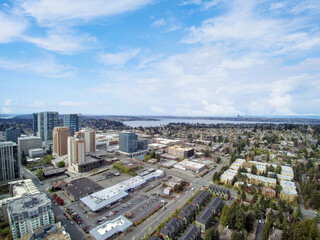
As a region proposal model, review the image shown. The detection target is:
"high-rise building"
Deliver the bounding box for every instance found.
[75,130,96,153]
[67,137,86,167]
[64,114,82,137]
[7,193,55,239]
[17,137,42,159]
[0,142,19,183]
[5,128,21,144]
[119,131,138,153]
[33,113,38,136]
[37,112,59,141]
[138,139,148,151]
[53,127,71,156]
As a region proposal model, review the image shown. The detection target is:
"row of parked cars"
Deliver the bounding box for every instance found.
[66,208,83,224]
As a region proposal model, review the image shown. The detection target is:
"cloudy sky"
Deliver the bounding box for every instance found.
[0,0,320,116]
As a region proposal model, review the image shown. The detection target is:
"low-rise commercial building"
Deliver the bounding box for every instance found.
[168,145,194,158]
[81,170,164,212]
[174,160,206,173]
[64,178,103,201]
[43,168,65,178]
[90,215,133,240]
[28,148,44,158]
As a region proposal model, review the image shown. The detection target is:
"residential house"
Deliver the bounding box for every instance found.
[191,191,211,210]
[177,204,197,224]
[159,217,184,240]
[206,197,224,214]
[178,225,201,240]
[195,208,214,233]
[209,185,230,200]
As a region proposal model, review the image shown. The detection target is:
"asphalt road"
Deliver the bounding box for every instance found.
[255,222,264,240]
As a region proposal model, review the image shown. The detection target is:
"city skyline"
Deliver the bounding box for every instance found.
[1,0,320,116]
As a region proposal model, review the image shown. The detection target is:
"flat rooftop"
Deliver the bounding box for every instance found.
[81,170,164,211]
[64,178,103,198]
[0,179,39,206]
[7,192,50,215]
[90,215,133,240]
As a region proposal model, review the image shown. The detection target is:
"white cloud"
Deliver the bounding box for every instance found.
[4,99,11,106]
[23,30,96,54]
[2,99,12,114]
[58,101,88,107]
[182,1,320,56]
[152,18,166,27]
[82,1,320,116]
[151,17,181,33]
[269,2,287,10]
[99,49,140,66]
[0,57,75,79]
[0,11,27,43]
[180,0,201,6]
[19,0,153,27]
[151,106,165,113]
[25,101,46,107]
[173,100,242,116]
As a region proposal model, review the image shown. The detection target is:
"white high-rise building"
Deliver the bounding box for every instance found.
[67,137,86,172]
[75,130,96,153]
[7,193,55,239]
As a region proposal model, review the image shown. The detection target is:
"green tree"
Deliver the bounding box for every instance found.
[245,212,255,232]
[57,161,65,168]
[313,210,320,223]
[309,221,320,240]
[217,157,221,164]
[293,205,302,221]
[310,190,320,210]
[220,204,229,227]
[262,221,271,240]
[231,231,244,240]
[293,223,307,240]
[234,209,245,231]
[37,169,43,178]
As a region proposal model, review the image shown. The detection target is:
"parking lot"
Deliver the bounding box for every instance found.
[57,174,173,234]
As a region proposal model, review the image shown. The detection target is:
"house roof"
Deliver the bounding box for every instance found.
[178,225,200,240]
[196,207,213,225]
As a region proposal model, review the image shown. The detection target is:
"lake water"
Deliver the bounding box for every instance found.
[122,118,282,127]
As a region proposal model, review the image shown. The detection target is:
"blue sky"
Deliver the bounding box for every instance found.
[1,0,320,116]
